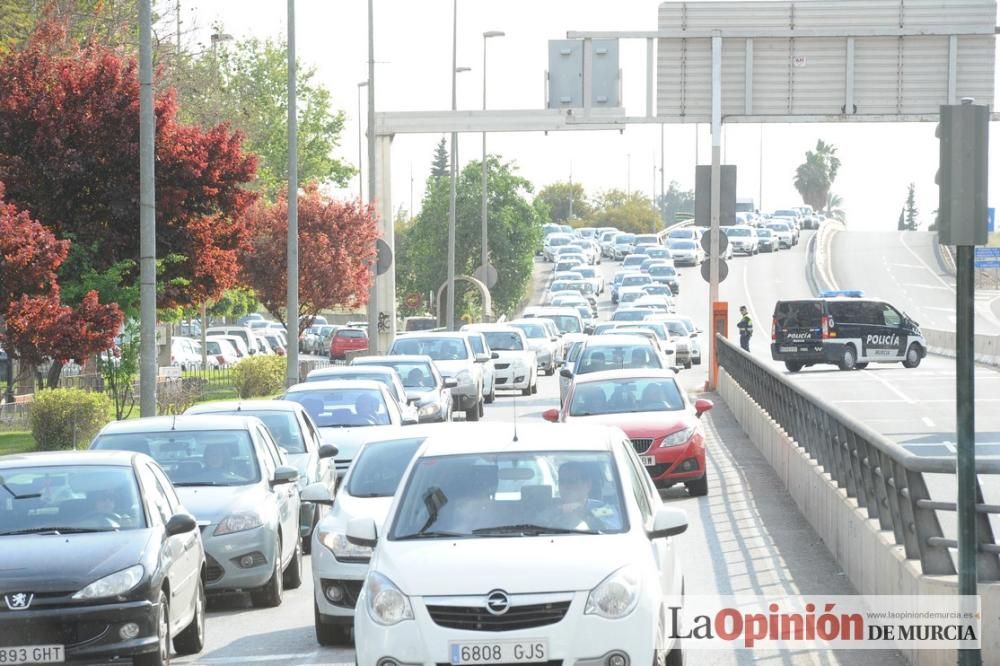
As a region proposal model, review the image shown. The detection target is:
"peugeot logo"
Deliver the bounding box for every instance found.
[485,589,510,616]
[4,592,33,611]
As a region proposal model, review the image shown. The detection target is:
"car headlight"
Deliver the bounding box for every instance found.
[213,512,263,536]
[418,402,441,417]
[455,369,473,385]
[585,565,640,619]
[364,571,413,626]
[661,426,696,447]
[319,530,373,562]
[72,565,144,600]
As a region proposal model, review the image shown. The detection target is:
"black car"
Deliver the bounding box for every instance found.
[0,451,205,665]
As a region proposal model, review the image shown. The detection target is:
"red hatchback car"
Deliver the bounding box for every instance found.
[329,326,368,360]
[543,368,713,496]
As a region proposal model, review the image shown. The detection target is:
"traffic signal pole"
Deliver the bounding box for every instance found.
[707,33,722,390]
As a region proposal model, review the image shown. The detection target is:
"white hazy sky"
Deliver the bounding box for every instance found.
[181,0,1000,231]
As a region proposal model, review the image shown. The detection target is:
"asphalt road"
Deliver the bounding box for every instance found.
[173,247,904,666]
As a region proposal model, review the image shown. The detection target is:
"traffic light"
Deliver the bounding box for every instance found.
[936,102,989,246]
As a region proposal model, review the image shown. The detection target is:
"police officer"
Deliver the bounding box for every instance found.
[737,305,753,352]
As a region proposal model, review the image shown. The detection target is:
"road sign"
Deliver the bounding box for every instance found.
[375,239,393,276]
[989,207,996,233]
[975,260,1000,268]
[701,258,728,283]
[700,228,729,254]
[473,263,498,288]
[975,247,1000,258]
[404,292,422,309]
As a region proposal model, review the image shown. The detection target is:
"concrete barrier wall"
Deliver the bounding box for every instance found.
[922,327,1000,367]
[719,368,1000,665]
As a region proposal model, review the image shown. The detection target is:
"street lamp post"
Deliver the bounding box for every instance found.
[357,81,368,202]
[480,30,504,299]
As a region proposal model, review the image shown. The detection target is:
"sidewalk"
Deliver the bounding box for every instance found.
[671,393,906,665]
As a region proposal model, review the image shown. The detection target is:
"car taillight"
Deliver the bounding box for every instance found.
[821,315,832,338]
[771,317,777,341]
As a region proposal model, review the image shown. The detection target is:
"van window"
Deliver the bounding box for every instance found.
[882,305,902,327]
[774,301,823,328]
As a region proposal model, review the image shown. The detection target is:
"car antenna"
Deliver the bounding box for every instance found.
[171,414,176,431]
[512,394,519,442]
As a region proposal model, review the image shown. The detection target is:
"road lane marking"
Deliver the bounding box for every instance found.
[858,369,915,403]
[891,263,925,269]
[901,283,950,290]
[922,417,936,427]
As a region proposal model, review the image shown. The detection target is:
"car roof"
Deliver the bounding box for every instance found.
[416,422,619,457]
[97,414,260,434]
[573,368,679,384]
[523,307,582,316]
[0,449,140,468]
[286,379,387,393]
[354,354,434,364]
[393,332,467,341]
[309,366,395,377]
[186,399,305,414]
[462,324,522,333]
[584,334,652,346]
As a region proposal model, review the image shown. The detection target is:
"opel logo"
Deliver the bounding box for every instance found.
[485,589,510,616]
[4,592,33,611]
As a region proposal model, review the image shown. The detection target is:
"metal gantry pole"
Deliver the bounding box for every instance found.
[365,0,379,349]
[357,82,366,202]
[138,0,157,416]
[446,0,459,331]
[285,0,300,387]
[707,33,722,390]
[481,36,489,291]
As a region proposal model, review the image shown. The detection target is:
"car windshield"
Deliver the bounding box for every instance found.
[670,240,696,249]
[622,275,651,286]
[570,377,685,416]
[346,437,427,498]
[0,464,146,534]
[512,323,546,339]
[768,223,790,232]
[576,344,662,373]
[576,267,596,278]
[649,265,677,277]
[545,315,582,334]
[727,228,751,236]
[358,360,436,389]
[483,331,523,351]
[619,323,668,340]
[612,310,649,322]
[643,286,671,295]
[390,451,627,538]
[192,410,306,454]
[757,228,773,237]
[285,388,391,427]
[307,371,398,401]
[391,337,469,360]
[91,431,261,487]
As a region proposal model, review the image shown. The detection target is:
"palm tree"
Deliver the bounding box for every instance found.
[825,192,845,222]
[794,140,841,213]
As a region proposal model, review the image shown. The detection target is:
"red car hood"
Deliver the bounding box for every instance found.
[566,411,695,438]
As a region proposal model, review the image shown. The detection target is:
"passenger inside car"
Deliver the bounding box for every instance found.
[545,461,621,531]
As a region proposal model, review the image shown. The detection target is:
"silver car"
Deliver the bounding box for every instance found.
[184,401,338,552]
[508,318,561,375]
[90,415,306,608]
[305,365,419,422]
[388,333,488,422]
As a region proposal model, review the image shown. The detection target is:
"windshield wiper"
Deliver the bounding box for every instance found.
[350,492,389,498]
[1,484,40,500]
[472,523,600,536]
[172,481,230,487]
[0,526,114,536]
[395,529,469,540]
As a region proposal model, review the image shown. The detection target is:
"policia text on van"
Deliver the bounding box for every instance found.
[770,294,926,373]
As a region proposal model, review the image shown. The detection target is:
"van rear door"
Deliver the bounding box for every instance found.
[773,300,824,350]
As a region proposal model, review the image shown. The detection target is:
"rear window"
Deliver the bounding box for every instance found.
[339,329,366,339]
[774,301,824,328]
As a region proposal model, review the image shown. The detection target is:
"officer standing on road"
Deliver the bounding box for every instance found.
[737,305,753,352]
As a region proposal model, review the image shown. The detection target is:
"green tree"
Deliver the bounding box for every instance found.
[208,287,260,322]
[534,181,592,225]
[904,182,918,230]
[431,137,449,178]
[174,35,353,198]
[897,208,906,231]
[794,140,841,213]
[825,192,846,222]
[655,181,695,226]
[396,156,542,317]
[591,189,660,234]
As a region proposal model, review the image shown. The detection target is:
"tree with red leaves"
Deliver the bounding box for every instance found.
[0,184,122,387]
[0,22,258,312]
[240,183,379,334]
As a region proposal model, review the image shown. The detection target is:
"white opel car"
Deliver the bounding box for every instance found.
[348,422,688,666]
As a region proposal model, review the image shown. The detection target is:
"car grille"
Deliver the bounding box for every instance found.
[437,662,562,666]
[494,363,511,370]
[0,618,110,648]
[631,438,654,454]
[206,553,224,583]
[426,601,570,632]
[645,463,671,477]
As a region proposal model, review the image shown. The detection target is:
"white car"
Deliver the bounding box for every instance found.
[722,225,759,255]
[349,422,688,666]
[666,316,703,366]
[666,239,704,266]
[461,324,538,396]
[543,233,574,262]
[304,426,445,645]
[508,318,561,376]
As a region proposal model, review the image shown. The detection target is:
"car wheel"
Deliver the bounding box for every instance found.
[683,360,692,370]
[664,642,684,666]
[784,361,804,373]
[685,472,708,497]
[173,579,205,656]
[530,375,538,394]
[135,590,170,666]
[838,345,857,371]
[315,602,352,646]
[465,401,481,422]
[250,539,284,608]
[854,362,869,370]
[283,537,303,589]
[302,506,320,555]
[478,399,485,417]
[484,384,495,404]
[902,344,923,368]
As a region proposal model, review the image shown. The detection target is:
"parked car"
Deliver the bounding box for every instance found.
[544,369,713,495]
[205,336,241,367]
[0,450,207,664]
[349,422,688,666]
[171,336,203,370]
[330,327,369,361]
[184,400,338,552]
[207,326,265,356]
[90,415,306,608]
[351,355,456,423]
[388,333,488,422]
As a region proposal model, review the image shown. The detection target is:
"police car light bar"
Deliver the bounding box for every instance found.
[820,290,864,298]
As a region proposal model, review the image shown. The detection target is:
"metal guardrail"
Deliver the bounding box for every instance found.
[716,334,1000,580]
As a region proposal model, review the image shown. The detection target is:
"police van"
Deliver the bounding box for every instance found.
[770,291,926,372]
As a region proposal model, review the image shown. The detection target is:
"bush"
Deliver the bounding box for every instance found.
[232,356,287,398]
[30,388,111,451]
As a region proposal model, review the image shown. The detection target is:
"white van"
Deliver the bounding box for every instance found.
[207,326,265,355]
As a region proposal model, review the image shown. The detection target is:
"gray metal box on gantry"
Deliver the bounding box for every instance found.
[695,165,737,227]
[547,39,620,109]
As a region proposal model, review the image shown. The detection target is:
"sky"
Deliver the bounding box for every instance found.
[179,0,1000,232]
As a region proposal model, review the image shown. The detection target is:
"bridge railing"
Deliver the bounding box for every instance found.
[717,334,1000,580]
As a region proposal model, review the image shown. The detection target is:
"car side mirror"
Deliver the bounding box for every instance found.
[300,482,334,505]
[443,377,458,388]
[318,443,338,459]
[491,351,500,360]
[542,408,560,423]
[346,517,378,548]
[649,506,688,539]
[272,465,299,486]
[165,513,197,537]
[402,413,419,425]
[560,367,574,379]
[475,354,490,363]
[694,398,714,417]
[551,336,560,342]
